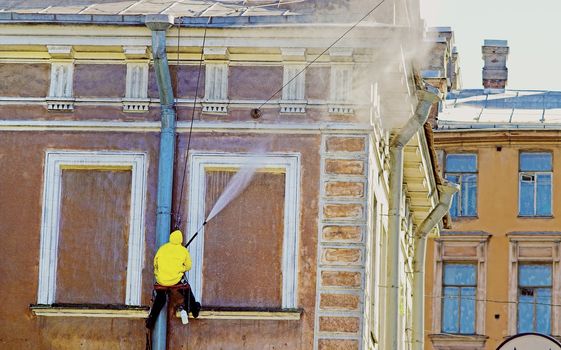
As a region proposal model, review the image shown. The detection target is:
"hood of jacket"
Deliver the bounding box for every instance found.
[169,230,183,245]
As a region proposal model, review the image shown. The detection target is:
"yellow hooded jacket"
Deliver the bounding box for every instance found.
[154,230,192,286]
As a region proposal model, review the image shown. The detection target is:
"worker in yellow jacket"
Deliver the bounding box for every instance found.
[146,230,201,329]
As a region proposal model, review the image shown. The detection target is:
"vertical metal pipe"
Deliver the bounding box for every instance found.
[411,182,458,350]
[145,14,175,350]
[386,88,438,350]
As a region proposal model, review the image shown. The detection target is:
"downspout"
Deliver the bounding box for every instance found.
[386,88,438,350]
[411,181,458,350]
[145,14,175,350]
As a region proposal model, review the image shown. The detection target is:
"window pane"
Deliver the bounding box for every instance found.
[442,287,459,333]
[444,264,477,286]
[536,173,552,216]
[446,174,460,217]
[519,177,535,216]
[518,293,534,333]
[519,265,552,287]
[520,152,552,172]
[462,174,477,216]
[446,154,477,172]
[536,288,551,334]
[460,287,476,334]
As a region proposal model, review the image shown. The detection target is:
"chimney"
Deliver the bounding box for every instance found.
[482,39,509,92]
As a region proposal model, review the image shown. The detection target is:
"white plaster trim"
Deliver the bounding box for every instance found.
[37,151,147,306]
[30,305,149,318]
[175,309,302,320]
[507,236,561,336]
[186,152,301,309]
[432,235,489,335]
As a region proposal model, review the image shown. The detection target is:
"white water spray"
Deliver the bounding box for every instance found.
[205,161,260,222]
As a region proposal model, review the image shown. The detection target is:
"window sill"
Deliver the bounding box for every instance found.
[30,304,149,318]
[517,215,554,219]
[175,307,302,320]
[450,215,478,220]
[429,333,487,349]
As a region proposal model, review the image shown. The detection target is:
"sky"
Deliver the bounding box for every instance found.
[420,0,561,91]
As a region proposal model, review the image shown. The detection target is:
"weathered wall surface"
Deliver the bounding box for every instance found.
[168,132,321,349]
[0,130,322,349]
[0,131,160,349]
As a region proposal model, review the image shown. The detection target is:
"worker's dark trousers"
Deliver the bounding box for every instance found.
[146,286,197,329]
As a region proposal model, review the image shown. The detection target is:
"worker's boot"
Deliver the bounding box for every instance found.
[191,302,201,319]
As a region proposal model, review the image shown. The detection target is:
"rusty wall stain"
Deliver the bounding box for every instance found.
[202,171,285,308]
[56,169,132,304]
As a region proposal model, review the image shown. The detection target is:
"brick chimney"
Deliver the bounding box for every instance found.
[482,39,509,92]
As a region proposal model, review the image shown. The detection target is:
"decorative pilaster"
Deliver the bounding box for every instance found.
[315,134,368,350]
[47,45,74,111]
[123,46,149,112]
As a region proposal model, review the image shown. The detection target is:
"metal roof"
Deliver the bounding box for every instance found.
[438,89,561,130]
[0,0,308,17]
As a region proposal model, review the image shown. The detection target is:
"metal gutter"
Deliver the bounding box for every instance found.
[411,181,458,350]
[0,11,413,28]
[145,13,175,350]
[386,87,438,350]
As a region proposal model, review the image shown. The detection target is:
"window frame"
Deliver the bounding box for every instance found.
[444,153,478,218]
[441,263,478,335]
[517,263,552,334]
[37,150,148,306]
[518,151,553,217]
[431,233,489,337]
[186,152,301,309]
[507,233,561,336]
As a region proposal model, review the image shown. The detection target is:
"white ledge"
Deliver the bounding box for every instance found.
[30,304,149,318]
[175,308,302,320]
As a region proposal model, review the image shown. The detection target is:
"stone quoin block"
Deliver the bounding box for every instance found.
[321,271,362,288]
[323,203,363,219]
[324,159,364,175]
[325,181,364,197]
[320,293,360,310]
[322,225,362,242]
[319,316,360,333]
[318,339,359,350]
[322,248,362,264]
[325,136,365,153]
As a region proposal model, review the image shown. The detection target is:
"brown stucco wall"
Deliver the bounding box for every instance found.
[168,132,321,349]
[0,63,50,97]
[74,64,126,98]
[148,65,206,99]
[0,129,321,349]
[229,66,283,100]
[0,131,159,349]
[425,131,561,350]
[203,171,285,308]
[306,67,330,100]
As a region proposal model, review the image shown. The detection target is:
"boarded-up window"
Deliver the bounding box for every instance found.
[201,170,285,308]
[56,169,132,304]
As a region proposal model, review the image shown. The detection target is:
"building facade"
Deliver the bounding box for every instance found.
[0,1,447,349]
[425,39,561,349]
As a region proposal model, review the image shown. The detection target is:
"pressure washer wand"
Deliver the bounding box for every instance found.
[185,221,207,247]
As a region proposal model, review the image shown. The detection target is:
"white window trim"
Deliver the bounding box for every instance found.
[432,233,489,336]
[507,233,561,336]
[37,150,148,306]
[186,152,301,308]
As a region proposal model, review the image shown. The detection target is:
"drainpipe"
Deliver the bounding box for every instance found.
[411,181,458,350]
[145,14,175,350]
[386,88,438,350]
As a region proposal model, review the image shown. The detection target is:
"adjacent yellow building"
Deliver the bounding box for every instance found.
[425,39,561,349]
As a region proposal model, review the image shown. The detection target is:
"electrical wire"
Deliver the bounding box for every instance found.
[256,0,386,110]
[174,19,210,231]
